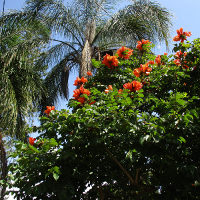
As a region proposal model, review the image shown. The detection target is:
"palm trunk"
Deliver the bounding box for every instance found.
[80,19,96,77]
[80,40,93,77]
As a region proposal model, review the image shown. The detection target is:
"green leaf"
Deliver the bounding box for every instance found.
[178,136,186,143]
[53,172,60,181]
[176,99,187,106]
[49,138,58,146]
[29,144,40,153]
[137,93,144,98]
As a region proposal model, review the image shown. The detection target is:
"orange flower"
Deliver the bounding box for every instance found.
[44,106,55,115]
[173,27,191,43]
[155,55,161,66]
[133,63,152,77]
[102,54,119,69]
[73,77,81,86]
[108,85,113,90]
[132,81,143,91]
[174,50,189,68]
[174,59,181,66]
[104,89,109,94]
[148,60,154,65]
[133,68,141,77]
[117,46,133,59]
[77,97,86,104]
[136,39,151,51]
[73,88,81,99]
[164,53,168,56]
[140,63,152,74]
[183,61,189,69]
[175,50,182,59]
[136,41,143,51]
[82,88,90,96]
[175,50,187,59]
[87,71,92,76]
[123,82,133,91]
[105,85,113,93]
[73,86,90,104]
[118,89,123,94]
[123,81,143,92]
[81,77,88,83]
[74,77,88,86]
[29,137,36,146]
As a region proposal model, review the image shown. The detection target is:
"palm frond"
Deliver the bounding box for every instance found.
[24,0,85,46]
[96,0,172,47]
[0,13,48,138]
[41,62,68,110]
[40,51,79,110]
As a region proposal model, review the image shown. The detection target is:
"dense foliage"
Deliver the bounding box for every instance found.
[8,29,200,199]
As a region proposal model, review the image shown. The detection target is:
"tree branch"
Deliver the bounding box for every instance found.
[105,146,135,185]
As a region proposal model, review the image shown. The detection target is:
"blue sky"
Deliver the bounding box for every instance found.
[1,0,199,43]
[157,0,199,43]
[1,0,200,107]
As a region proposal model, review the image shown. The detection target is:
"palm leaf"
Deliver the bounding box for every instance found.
[94,0,172,47]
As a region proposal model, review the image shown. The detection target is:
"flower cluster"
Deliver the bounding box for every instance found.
[174,50,189,69]
[102,54,119,69]
[155,55,161,66]
[116,46,133,59]
[44,106,55,115]
[173,27,191,43]
[155,53,168,66]
[133,63,152,77]
[73,86,91,104]
[70,29,191,106]
[105,85,113,93]
[136,39,151,51]
[123,81,143,92]
[74,77,88,86]
[148,60,155,65]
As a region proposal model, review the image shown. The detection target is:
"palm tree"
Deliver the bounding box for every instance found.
[0,12,49,138]
[0,13,49,199]
[4,0,172,107]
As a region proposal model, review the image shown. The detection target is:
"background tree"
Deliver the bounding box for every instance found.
[7,0,171,107]
[0,13,49,199]
[0,13,49,138]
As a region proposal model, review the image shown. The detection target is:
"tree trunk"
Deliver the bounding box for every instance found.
[80,40,93,77]
[0,132,8,200]
[80,19,96,77]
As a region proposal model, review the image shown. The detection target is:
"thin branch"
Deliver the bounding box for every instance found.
[105,146,135,185]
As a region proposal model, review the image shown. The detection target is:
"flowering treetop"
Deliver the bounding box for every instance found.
[173,27,192,43]
[14,28,200,200]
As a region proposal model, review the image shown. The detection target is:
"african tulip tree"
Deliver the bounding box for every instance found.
[8,28,200,199]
